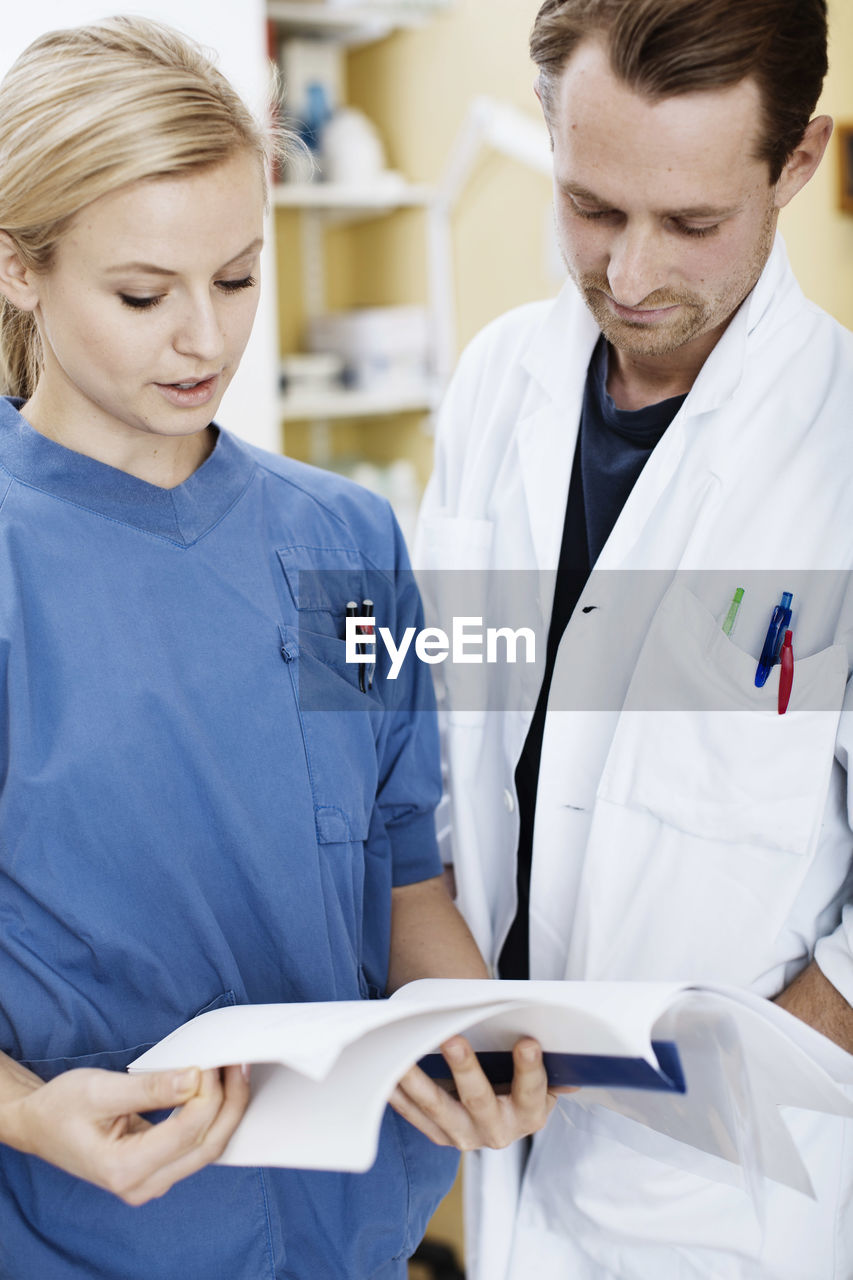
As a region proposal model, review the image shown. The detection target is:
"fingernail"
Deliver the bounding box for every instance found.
[444,1040,466,1065]
[172,1067,199,1094]
[241,1063,251,1085]
[520,1042,538,1065]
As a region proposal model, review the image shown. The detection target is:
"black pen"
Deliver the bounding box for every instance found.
[346,601,364,692]
[362,599,375,690]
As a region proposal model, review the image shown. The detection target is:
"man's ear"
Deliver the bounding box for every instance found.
[0,232,40,311]
[533,74,554,150]
[775,115,833,210]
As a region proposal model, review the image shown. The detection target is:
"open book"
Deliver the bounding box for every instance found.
[129,979,853,1195]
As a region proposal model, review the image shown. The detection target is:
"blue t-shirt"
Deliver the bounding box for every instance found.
[0,398,456,1279]
[581,336,687,565]
[502,339,686,979]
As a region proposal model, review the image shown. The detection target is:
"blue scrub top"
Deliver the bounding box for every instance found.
[0,398,457,1279]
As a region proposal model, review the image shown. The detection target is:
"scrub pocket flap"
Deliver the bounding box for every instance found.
[598,583,846,855]
[277,545,373,614]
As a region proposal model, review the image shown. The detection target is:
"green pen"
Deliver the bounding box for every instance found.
[722,586,744,636]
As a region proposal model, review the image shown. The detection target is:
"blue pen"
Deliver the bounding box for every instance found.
[754,591,793,687]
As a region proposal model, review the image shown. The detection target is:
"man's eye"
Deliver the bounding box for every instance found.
[119,294,163,310]
[673,221,719,239]
[570,202,613,221]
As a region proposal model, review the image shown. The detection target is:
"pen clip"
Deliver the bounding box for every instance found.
[778,630,794,715]
[755,591,793,688]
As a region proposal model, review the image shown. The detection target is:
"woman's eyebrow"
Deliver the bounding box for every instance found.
[104,237,264,277]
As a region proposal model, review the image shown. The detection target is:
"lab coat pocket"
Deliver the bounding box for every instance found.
[598,582,846,852]
[579,583,847,982]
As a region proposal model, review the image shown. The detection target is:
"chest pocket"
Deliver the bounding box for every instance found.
[276,547,384,844]
[598,582,846,853]
[577,582,848,983]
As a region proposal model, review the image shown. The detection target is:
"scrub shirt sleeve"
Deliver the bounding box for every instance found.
[373,513,444,888]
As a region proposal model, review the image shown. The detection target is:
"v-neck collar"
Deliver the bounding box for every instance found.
[0,397,256,545]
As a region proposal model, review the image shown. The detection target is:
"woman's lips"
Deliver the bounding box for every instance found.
[154,375,219,408]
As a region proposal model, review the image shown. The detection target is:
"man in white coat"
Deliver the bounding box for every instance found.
[413,1,853,1276]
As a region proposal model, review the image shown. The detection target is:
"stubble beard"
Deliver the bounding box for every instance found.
[578,282,709,357]
[567,205,778,360]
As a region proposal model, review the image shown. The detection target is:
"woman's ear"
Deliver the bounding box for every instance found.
[0,233,40,311]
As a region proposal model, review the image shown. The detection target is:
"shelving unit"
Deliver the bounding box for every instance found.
[273,181,432,215]
[268,2,550,468]
[279,384,440,423]
[268,1,452,438]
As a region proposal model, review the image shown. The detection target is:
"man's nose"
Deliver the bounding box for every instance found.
[606,225,664,309]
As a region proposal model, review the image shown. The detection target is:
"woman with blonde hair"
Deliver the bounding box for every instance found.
[0,16,554,1279]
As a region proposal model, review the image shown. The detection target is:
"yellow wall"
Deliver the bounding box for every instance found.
[781,0,853,328]
[347,0,552,352]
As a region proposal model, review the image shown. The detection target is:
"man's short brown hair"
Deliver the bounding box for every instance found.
[530,0,828,183]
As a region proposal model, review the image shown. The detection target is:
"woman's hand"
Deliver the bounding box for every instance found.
[1,1062,249,1205]
[390,1035,567,1151]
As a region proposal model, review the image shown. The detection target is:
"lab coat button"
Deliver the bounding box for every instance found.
[503,789,515,813]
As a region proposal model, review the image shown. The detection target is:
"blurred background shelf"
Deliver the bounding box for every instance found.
[267,2,448,46]
[279,383,440,421]
[273,181,434,219]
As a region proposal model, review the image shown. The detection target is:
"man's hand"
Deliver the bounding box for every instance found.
[774,959,853,1053]
[1,1062,249,1205]
[390,1034,565,1151]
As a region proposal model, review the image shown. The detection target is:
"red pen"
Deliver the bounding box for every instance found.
[778,630,794,715]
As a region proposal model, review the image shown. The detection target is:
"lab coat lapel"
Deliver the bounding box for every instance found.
[516,282,600,571]
[595,235,790,572]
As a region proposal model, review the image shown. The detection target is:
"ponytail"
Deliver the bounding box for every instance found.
[0,298,40,400]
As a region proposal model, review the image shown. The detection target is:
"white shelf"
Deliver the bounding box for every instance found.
[274,181,433,215]
[279,384,439,421]
[268,1,452,430]
[267,2,445,46]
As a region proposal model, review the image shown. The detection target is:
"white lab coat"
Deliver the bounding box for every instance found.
[414,237,853,1279]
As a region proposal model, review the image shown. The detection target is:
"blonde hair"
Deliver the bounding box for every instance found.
[0,15,287,398]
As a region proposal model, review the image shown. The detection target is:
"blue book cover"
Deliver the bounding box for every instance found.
[418,1040,686,1092]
